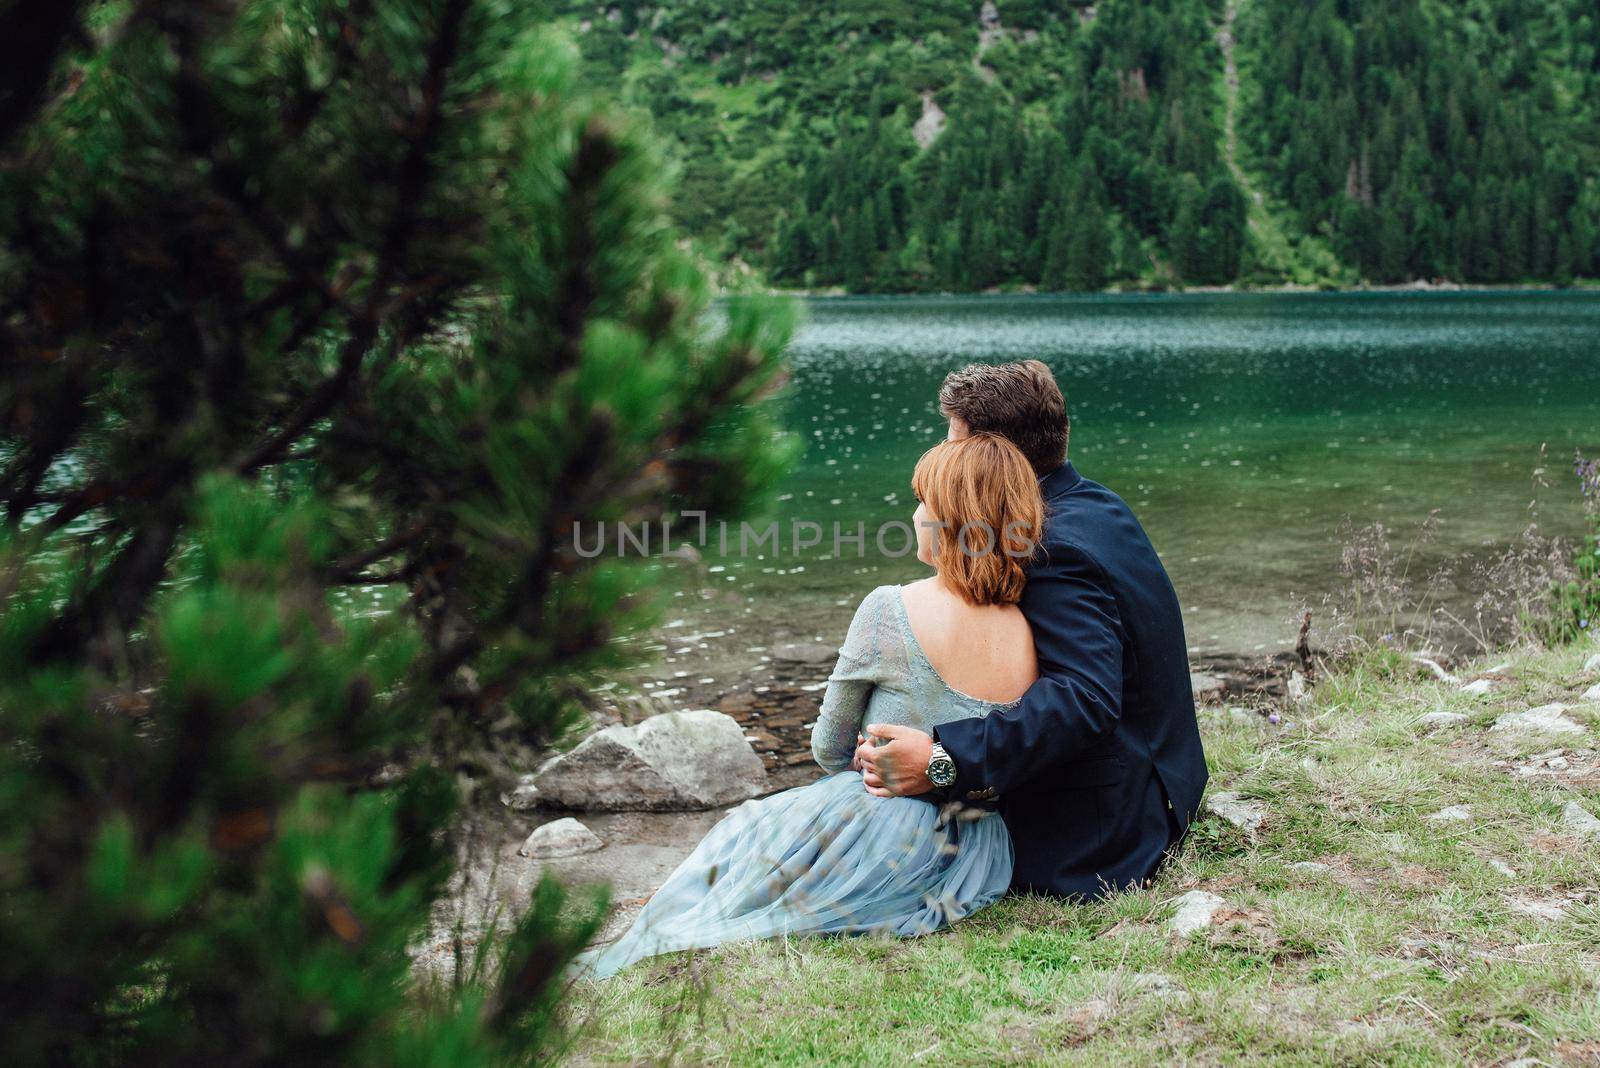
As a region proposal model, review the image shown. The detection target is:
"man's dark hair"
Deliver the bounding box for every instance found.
[938,360,1069,477]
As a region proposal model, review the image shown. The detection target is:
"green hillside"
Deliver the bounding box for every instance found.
[557,0,1600,292]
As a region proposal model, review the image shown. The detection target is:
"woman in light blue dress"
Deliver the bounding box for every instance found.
[577,433,1043,979]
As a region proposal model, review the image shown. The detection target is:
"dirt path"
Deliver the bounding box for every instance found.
[1216,0,1258,208]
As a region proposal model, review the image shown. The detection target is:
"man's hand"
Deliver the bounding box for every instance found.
[855,723,934,797]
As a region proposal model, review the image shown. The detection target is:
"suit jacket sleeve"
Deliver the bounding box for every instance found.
[932,542,1124,796]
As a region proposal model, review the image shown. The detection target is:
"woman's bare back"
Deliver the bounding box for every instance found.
[898,577,1038,704]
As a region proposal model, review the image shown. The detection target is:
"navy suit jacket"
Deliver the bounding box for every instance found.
[932,462,1208,898]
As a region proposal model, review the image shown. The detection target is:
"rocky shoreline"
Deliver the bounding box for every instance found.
[412,641,1453,981]
[539,641,1316,809]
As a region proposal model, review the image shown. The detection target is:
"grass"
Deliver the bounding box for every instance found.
[558,639,1600,1065]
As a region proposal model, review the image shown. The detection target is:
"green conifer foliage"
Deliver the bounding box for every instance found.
[0,2,794,1062]
[1242,0,1598,284]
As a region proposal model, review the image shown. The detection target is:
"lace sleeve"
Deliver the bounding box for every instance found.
[810,586,892,772]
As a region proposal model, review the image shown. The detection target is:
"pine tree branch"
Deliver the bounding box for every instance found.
[280,0,370,137]
[234,0,472,479]
[25,508,184,669]
[0,1,87,149]
[320,517,432,585]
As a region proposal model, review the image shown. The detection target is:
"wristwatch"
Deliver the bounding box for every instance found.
[926,742,957,789]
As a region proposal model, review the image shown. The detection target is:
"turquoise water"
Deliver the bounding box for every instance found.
[666,292,1599,663]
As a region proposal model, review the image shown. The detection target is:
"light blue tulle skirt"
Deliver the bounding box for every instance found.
[574,771,1013,979]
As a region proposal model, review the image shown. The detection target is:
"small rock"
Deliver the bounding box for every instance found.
[1169,890,1226,936]
[1545,756,1570,771]
[1127,972,1186,1000]
[1484,661,1513,674]
[1582,682,1600,703]
[517,817,602,859]
[500,775,542,811]
[1413,657,1459,684]
[1416,710,1468,728]
[1584,652,1600,673]
[743,729,782,751]
[1289,861,1331,873]
[1492,704,1586,737]
[1460,679,1495,696]
[1560,800,1600,840]
[771,642,837,666]
[1190,672,1225,702]
[1426,805,1472,823]
[1206,791,1266,833]
[1488,859,1515,877]
[1508,896,1568,921]
[370,762,407,787]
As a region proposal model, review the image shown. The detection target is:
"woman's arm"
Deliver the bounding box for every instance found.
[812,676,871,773]
[809,587,887,772]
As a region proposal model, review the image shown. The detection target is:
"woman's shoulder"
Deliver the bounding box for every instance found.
[858,583,905,611]
[842,584,905,639]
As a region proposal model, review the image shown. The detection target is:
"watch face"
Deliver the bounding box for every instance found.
[928,758,957,788]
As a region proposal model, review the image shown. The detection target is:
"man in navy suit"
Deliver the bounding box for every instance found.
[857,360,1208,898]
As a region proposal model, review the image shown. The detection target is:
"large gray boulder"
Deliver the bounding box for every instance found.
[534,709,769,812]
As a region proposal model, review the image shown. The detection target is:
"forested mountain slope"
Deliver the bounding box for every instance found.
[557,0,1600,291]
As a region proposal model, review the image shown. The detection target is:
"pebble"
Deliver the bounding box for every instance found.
[1425,805,1472,823]
[1487,859,1516,877]
[1582,682,1600,703]
[744,730,782,751]
[1416,710,1468,728]
[1169,890,1227,936]
[518,817,603,859]
[1460,679,1495,696]
[1584,652,1600,673]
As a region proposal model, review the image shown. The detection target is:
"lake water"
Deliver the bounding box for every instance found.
[645,292,1598,679]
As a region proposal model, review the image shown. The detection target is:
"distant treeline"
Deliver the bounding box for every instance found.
[560,0,1600,291]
